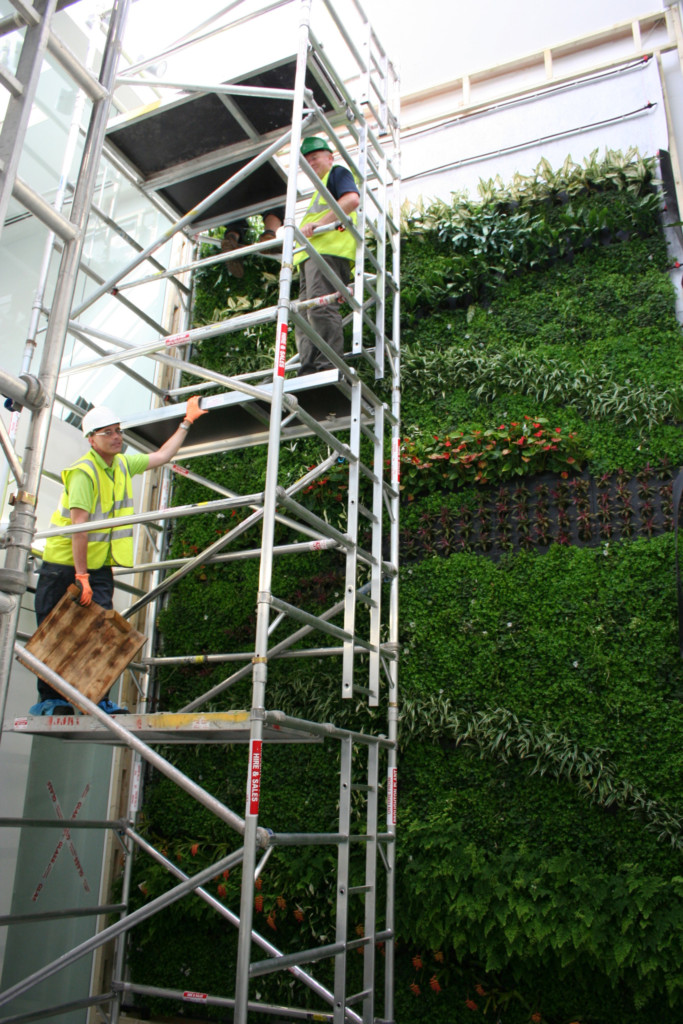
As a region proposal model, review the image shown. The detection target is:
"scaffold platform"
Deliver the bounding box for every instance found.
[122,370,368,455]
[9,711,322,744]
[106,56,343,227]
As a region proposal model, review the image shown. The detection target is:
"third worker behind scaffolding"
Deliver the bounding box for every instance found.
[293,136,359,374]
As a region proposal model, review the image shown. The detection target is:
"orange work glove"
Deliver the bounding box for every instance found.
[75,572,93,606]
[184,396,207,424]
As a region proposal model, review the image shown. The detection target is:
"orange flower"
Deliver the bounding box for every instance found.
[411,954,423,970]
[266,913,277,931]
[254,876,263,890]
[433,950,444,963]
[190,843,199,856]
[409,983,421,997]
[293,908,304,923]
[254,894,263,913]
[465,998,478,1010]
[530,1014,542,1023]
[217,883,227,899]
[429,975,441,993]
[276,896,287,911]
[475,983,486,996]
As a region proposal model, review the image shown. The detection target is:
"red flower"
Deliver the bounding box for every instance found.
[566,457,575,464]
[410,983,421,997]
[266,913,277,931]
[254,894,264,913]
[498,424,506,430]
[411,954,423,970]
[429,975,441,993]
[516,438,525,446]
[511,421,519,426]
[533,430,543,437]
[475,983,486,996]
[293,908,304,923]
[531,1014,542,1023]
[217,883,227,898]
[222,869,230,880]
[254,876,263,890]
[555,427,562,433]
[190,843,199,856]
[465,998,478,1010]
[444,440,452,447]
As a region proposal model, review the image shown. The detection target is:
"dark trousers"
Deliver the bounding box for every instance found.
[34,561,114,701]
[295,254,351,371]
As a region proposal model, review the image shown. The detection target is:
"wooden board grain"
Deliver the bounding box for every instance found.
[19,585,146,710]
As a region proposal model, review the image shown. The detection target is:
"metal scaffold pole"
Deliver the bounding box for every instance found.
[0,0,133,735]
[0,1,400,1021]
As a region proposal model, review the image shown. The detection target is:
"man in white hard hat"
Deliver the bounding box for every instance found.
[30,397,207,716]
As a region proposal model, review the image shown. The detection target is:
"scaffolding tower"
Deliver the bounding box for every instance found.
[0,2,400,1024]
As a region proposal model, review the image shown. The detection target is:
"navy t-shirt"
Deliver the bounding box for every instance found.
[327,165,358,200]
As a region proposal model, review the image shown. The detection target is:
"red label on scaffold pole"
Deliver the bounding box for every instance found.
[249,739,263,815]
[165,331,191,347]
[183,992,208,1003]
[171,463,190,476]
[129,760,142,814]
[387,767,397,826]
[391,437,400,484]
[276,322,288,377]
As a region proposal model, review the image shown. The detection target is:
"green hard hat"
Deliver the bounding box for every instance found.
[301,136,332,155]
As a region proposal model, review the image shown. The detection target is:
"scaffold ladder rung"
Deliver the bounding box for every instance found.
[345,987,373,1007]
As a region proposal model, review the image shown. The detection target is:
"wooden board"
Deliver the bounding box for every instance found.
[18,584,146,711]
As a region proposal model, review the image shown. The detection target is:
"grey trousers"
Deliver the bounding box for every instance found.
[295,254,351,372]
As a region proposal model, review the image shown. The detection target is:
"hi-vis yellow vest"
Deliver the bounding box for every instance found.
[43,453,135,568]
[293,167,357,267]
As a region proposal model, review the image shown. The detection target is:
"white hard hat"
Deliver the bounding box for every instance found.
[82,406,120,436]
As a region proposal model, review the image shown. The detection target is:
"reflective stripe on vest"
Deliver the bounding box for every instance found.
[43,453,135,568]
[293,167,357,267]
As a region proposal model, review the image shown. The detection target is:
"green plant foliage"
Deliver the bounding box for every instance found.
[401,152,660,322]
[403,346,683,432]
[400,417,583,491]
[132,148,683,1024]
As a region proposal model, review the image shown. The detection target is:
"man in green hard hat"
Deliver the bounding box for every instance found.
[293,136,360,374]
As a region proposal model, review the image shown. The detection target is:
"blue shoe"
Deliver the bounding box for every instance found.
[29,699,75,716]
[97,699,128,716]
